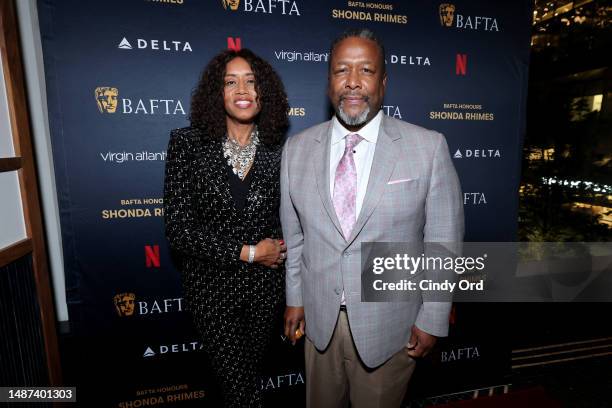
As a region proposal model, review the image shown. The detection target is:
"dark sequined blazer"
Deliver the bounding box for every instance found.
[163,126,284,313]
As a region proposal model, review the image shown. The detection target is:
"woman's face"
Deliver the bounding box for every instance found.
[223,57,260,124]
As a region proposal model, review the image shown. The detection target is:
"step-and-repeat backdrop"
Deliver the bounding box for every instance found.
[38,0,531,405]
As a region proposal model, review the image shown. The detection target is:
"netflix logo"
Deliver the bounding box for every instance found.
[145,245,160,268]
[227,37,241,51]
[456,53,467,76]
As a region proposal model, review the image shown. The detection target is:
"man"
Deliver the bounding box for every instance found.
[281,28,464,407]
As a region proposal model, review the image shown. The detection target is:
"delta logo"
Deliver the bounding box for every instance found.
[453,149,501,159]
[143,341,204,358]
[95,87,186,115]
[222,0,301,16]
[439,3,499,32]
[117,37,193,52]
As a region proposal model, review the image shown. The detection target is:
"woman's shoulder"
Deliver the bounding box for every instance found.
[258,133,285,152]
[169,126,218,150]
[259,140,283,162]
[170,126,203,141]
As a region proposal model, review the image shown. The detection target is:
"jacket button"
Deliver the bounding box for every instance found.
[334,288,341,295]
[343,251,351,258]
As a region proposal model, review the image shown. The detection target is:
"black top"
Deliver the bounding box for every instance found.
[163,126,284,311]
[226,163,254,211]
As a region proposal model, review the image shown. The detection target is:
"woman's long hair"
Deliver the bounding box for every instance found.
[189,48,289,145]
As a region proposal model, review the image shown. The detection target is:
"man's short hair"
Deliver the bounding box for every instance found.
[329,28,386,75]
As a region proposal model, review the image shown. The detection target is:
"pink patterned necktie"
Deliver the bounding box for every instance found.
[333,133,363,239]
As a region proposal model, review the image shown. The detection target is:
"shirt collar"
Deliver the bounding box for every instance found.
[331,110,383,145]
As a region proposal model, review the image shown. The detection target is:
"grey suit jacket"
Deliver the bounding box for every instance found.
[280,114,464,368]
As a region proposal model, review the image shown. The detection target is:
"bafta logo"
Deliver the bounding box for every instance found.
[221,0,240,11]
[114,293,136,317]
[95,87,119,113]
[439,3,455,27]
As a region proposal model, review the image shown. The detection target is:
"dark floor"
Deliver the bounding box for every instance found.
[406,345,612,407]
[511,354,612,408]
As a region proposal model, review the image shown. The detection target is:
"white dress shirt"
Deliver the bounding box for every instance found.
[330,110,383,218]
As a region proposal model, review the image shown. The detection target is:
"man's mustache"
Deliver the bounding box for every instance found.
[339,93,370,102]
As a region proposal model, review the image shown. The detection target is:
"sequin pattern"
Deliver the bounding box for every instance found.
[164,126,285,407]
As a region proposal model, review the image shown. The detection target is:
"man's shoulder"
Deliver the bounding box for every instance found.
[384,116,446,154]
[383,116,445,148]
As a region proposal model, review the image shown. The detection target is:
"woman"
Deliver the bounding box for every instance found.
[163,48,289,407]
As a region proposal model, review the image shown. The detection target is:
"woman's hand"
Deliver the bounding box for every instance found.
[254,238,287,268]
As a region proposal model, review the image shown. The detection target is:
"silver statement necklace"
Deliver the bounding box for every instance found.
[223,128,259,180]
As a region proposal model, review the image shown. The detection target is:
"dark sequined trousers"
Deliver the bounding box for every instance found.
[189,267,284,408]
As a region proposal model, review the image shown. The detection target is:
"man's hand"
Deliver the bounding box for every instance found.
[405,325,437,358]
[284,306,305,345]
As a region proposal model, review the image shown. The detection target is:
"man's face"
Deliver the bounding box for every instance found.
[328,37,387,130]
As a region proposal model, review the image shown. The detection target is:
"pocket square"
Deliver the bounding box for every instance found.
[387,178,415,185]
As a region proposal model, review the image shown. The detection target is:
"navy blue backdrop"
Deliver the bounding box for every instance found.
[38,0,532,406]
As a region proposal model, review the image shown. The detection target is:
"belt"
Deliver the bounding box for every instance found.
[339,305,347,312]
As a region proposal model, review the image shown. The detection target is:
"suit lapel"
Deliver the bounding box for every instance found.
[313,122,345,240]
[209,139,237,210]
[347,115,399,244]
[244,144,265,213]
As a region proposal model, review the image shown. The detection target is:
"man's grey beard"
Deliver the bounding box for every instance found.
[337,100,370,127]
